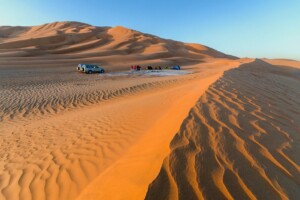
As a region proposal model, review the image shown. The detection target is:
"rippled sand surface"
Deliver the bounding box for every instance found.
[146,60,300,200]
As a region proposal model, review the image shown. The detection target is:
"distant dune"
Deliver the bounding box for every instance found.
[0,21,236,70]
[263,58,300,69]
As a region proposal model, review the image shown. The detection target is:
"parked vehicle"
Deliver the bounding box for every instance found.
[78,64,105,74]
[171,65,181,70]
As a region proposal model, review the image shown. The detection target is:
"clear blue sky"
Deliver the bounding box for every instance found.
[0,0,299,60]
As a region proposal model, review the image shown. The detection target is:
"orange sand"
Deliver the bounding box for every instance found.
[1,21,299,200]
[146,59,300,200]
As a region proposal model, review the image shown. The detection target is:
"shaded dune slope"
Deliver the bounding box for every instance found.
[146,60,300,200]
[0,21,236,68]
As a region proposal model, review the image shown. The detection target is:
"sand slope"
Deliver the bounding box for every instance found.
[0,54,246,199]
[0,21,236,70]
[0,22,239,200]
[0,72,189,199]
[146,59,300,200]
[3,21,299,200]
[76,59,249,200]
[263,58,300,69]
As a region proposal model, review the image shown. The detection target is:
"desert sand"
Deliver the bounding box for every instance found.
[0,22,299,200]
[146,59,300,200]
[0,21,234,70]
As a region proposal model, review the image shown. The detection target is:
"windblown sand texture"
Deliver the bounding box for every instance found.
[145,59,300,200]
[0,21,240,200]
[0,60,246,200]
[1,21,299,200]
[0,21,234,69]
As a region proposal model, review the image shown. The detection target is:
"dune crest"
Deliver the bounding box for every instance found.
[0,54,246,199]
[146,60,300,200]
[0,21,236,69]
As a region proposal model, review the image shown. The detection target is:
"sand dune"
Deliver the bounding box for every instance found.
[76,59,249,200]
[0,53,248,200]
[146,59,300,200]
[263,58,300,69]
[1,21,299,200]
[0,58,247,200]
[0,21,236,70]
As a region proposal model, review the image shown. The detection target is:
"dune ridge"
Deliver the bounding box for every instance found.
[0,56,247,200]
[75,59,249,200]
[0,21,241,200]
[0,21,236,69]
[0,72,209,200]
[145,60,300,200]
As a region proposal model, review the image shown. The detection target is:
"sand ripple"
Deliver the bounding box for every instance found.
[146,60,300,200]
[0,69,195,200]
[0,72,182,122]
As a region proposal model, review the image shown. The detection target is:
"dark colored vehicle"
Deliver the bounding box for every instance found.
[147,66,153,70]
[171,65,181,70]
